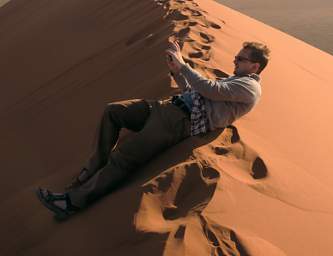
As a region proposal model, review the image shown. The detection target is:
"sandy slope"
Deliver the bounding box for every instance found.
[0,0,333,255]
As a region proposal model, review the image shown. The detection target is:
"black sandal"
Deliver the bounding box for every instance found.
[36,188,80,220]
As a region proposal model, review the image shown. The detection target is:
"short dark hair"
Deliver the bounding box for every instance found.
[243,41,270,74]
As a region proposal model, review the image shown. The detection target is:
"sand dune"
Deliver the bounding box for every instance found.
[215,0,333,55]
[1,0,333,255]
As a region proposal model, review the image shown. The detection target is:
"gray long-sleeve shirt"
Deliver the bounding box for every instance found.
[173,64,262,131]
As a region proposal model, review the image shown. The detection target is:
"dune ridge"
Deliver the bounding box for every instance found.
[1,0,333,255]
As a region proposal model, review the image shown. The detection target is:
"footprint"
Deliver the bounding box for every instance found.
[228,125,240,143]
[199,215,250,256]
[160,162,220,220]
[195,17,222,30]
[251,157,268,179]
[211,68,229,79]
[202,45,211,50]
[142,171,174,193]
[163,207,179,220]
[202,166,220,180]
[212,146,229,155]
[167,10,189,21]
[176,27,191,38]
[177,20,198,27]
[188,21,198,26]
[184,7,203,17]
[187,41,210,52]
[199,32,215,43]
[174,225,186,239]
[190,9,202,16]
[175,35,194,43]
[188,51,203,58]
[200,216,219,246]
[182,37,195,43]
[201,67,229,79]
[229,230,250,255]
[140,161,220,222]
[209,22,221,29]
[188,50,211,61]
[183,57,198,68]
[211,126,268,180]
[216,247,224,256]
[201,20,222,29]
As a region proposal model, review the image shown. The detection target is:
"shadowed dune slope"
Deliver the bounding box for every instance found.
[1,0,333,255]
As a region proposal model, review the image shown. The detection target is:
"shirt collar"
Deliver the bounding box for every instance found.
[248,73,261,82]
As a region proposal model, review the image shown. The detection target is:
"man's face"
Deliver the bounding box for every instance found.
[233,48,259,76]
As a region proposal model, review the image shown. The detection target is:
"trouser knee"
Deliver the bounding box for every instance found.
[105,102,122,115]
[103,102,124,127]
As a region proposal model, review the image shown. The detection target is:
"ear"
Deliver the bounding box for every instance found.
[252,62,260,73]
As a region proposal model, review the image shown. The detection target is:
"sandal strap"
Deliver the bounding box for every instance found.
[42,189,80,212]
[64,193,80,211]
[44,189,67,202]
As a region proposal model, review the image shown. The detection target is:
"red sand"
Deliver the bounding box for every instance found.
[0,0,333,255]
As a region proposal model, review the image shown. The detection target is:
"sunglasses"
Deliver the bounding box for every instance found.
[234,55,253,62]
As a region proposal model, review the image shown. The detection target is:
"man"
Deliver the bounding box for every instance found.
[36,41,270,219]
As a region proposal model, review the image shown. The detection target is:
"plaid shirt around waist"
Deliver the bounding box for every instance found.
[172,89,209,136]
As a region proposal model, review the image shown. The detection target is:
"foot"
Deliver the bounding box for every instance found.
[35,188,80,220]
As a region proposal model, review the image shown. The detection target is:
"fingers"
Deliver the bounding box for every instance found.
[165,49,177,60]
[168,41,177,51]
[172,41,181,52]
[165,45,181,59]
[174,40,181,51]
[167,39,181,52]
[166,41,186,63]
[165,49,176,55]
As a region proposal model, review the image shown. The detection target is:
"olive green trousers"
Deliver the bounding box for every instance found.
[68,98,190,208]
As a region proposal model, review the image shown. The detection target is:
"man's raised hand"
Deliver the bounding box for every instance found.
[165,40,186,74]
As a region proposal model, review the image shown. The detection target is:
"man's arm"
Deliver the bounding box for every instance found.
[180,64,257,103]
[170,71,191,92]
